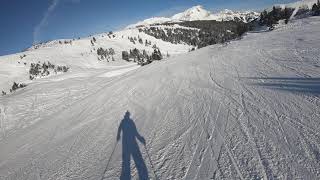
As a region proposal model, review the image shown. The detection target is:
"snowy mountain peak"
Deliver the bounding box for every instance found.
[171,5,211,21]
[127,5,259,28]
[220,9,235,14]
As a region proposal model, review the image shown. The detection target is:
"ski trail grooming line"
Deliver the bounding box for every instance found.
[100,141,118,180]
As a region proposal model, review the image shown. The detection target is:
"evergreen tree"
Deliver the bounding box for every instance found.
[11,82,19,92]
[132,48,140,62]
[151,49,162,60]
[129,37,135,44]
[122,51,129,61]
[284,7,291,24]
[312,1,320,15]
[97,48,105,59]
[142,50,148,59]
[109,48,115,58]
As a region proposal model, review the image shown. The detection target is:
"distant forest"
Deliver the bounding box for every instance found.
[139,1,320,49]
[140,20,251,49]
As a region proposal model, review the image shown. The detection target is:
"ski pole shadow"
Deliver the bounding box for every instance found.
[117,111,148,180]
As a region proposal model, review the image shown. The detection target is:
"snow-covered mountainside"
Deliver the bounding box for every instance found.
[0,27,193,94]
[277,0,318,9]
[128,5,259,28]
[171,5,212,21]
[0,14,320,179]
[275,0,319,18]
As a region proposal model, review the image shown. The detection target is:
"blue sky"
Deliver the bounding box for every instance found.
[0,0,297,56]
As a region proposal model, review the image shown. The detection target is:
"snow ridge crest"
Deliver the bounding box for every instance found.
[127,5,259,28]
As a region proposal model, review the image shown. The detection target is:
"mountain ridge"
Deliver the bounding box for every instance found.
[127,5,260,28]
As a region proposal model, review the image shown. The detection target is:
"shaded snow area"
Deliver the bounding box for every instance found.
[1,16,320,179]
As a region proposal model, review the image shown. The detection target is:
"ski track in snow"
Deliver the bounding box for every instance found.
[0,17,320,179]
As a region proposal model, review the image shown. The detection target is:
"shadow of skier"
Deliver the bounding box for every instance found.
[117,111,148,180]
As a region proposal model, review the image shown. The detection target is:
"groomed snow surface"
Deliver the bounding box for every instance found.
[1,16,320,179]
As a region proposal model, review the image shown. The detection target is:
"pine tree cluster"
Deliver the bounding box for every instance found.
[139,20,251,49]
[128,35,152,46]
[9,82,27,93]
[97,47,115,61]
[122,48,163,66]
[1,82,27,96]
[140,27,199,46]
[59,40,73,45]
[180,20,250,48]
[312,0,320,16]
[259,2,320,27]
[259,7,295,27]
[29,61,69,80]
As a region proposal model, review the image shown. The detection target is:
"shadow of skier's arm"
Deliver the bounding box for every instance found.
[133,121,146,145]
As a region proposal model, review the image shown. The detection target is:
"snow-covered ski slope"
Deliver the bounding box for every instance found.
[0,27,192,93]
[1,16,320,179]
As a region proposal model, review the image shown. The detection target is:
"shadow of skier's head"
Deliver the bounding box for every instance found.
[117,111,148,180]
[124,111,130,119]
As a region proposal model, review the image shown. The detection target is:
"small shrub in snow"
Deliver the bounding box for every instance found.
[145,40,151,46]
[20,54,26,59]
[189,47,195,52]
[129,37,136,44]
[138,38,143,44]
